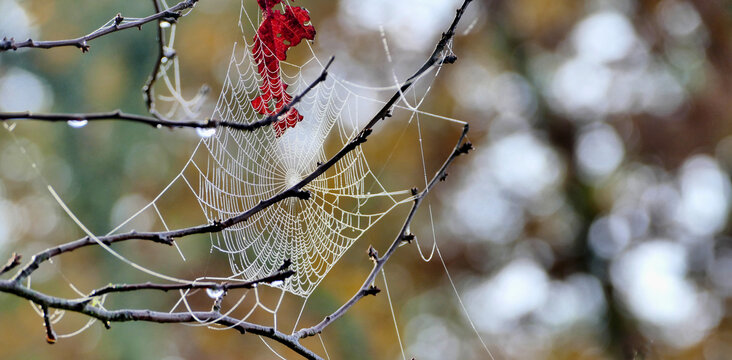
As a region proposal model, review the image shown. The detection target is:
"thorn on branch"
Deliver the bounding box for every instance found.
[410,187,420,196]
[363,285,381,296]
[42,306,56,344]
[1,253,22,276]
[439,172,448,182]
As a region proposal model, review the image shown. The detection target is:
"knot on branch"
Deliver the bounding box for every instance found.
[355,128,372,145]
[1,37,16,51]
[155,234,174,246]
[161,11,182,24]
[277,258,292,271]
[442,54,458,64]
[457,141,473,155]
[294,190,311,200]
[211,219,224,230]
[363,285,381,296]
[367,245,379,262]
[79,43,90,53]
[401,233,415,244]
[114,13,124,26]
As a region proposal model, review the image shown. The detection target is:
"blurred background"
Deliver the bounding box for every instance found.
[1,0,732,359]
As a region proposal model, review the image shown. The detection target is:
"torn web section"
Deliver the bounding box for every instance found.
[188,40,408,297]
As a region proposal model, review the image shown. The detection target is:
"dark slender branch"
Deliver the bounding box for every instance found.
[0,253,21,276]
[0,279,322,360]
[0,0,199,53]
[143,0,168,118]
[0,57,334,133]
[296,124,472,339]
[13,231,174,282]
[89,269,295,297]
[42,306,57,344]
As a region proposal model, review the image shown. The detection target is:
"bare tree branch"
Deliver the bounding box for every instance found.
[88,269,295,297]
[0,0,199,53]
[0,279,322,359]
[42,305,57,344]
[296,124,473,339]
[143,0,169,118]
[0,253,22,276]
[0,57,334,133]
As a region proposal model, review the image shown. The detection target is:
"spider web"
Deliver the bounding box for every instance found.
[187,35,411,297]
[113,0,415,298]
[2,0,494,357]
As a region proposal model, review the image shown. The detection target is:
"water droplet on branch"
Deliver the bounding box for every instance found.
[206,288,224,299]
[196,127,216,138]
[67,119,88,128]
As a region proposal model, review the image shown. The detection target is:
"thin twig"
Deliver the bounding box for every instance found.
[0,57,334,133]
[0,253,21,276]
[89,269,295,297]
[42,306,57,344]
[143,0,168,118]
[0,0,199,53]
[13,231,175,282]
